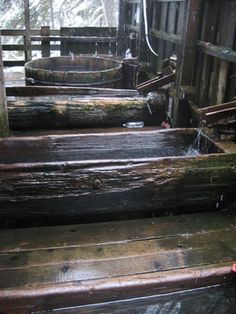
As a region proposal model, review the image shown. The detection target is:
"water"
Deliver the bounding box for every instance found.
[194,127,203,151]
[54,284,236,313]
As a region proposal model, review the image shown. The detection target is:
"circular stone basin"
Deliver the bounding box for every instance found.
[25,56,123,87]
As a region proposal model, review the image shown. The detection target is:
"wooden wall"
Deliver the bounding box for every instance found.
[196,0,236,107]
[121,0,236,109]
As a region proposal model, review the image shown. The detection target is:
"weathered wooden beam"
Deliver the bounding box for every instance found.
[173,0,203,127]
[30,36,118,43]
[3,61,26,67]
[0,29,59,36]
[41,26,50,58]
[0,263,233,312]
[2,45,60,51]
[23,0,31,61]
[7,96,166,130]
[0,35,9,137]
[118,0,127,55]
[199,100,236,127]
[137,65,175,92]
[6,86,140,97]
[198,41,236,64]
[151,29,182,44]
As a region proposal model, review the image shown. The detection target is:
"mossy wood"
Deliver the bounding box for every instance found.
[7,96,166,130]
[0,129,235,227]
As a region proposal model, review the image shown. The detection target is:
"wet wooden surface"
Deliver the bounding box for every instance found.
[7,95,166,130]
[0,129,235,227]
[6,86,140,97]
[0,210,235,312]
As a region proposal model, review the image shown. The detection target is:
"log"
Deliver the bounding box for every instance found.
[0,129,235,227]
[7,96,166,130]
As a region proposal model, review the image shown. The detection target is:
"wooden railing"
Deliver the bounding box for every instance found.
[1,27,119,67]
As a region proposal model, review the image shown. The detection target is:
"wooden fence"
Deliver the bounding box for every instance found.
[1,27,119,67]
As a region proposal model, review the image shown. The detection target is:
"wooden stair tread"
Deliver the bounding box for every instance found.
[0,211,235,295]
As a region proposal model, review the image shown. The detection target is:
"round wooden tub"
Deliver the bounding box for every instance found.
[25,56,123,87]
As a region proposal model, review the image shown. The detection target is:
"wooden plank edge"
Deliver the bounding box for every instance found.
[6,86,140,97]
[0,263,234,312]
[198,41,236,63]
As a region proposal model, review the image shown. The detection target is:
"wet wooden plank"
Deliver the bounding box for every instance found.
[1,209,235,253]
[0,263,233,313]
[0,230,235,289]
[0,228,235,273]
[137,65,175,92]
[6,86,139,97]
[0,210,235,311]
[199,100,236,127]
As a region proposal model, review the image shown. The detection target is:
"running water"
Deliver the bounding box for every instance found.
[184,127,203,156]
[194,126,203,151]
[69,51,74,61]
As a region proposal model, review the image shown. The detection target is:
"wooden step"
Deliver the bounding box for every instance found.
[0,210,236,312]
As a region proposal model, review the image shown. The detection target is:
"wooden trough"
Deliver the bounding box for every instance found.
[0,128,235,228]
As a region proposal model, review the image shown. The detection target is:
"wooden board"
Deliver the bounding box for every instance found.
[0,210,235,312]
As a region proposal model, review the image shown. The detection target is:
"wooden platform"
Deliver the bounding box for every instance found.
[0,209,236,312]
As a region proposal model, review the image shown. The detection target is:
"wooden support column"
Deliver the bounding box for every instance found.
[24,0,31,61]
[173,0,202,127]
[41,26,50,57]
[118,0,127,55]
[0,35,9,137]
[215,1,236,105]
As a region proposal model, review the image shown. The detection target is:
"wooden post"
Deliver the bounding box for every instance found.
[118,0,127,56]
[41,26,50,57]
[24,0,31,62]
[173,0,202,127]
[215,1,236,105]
[0,34,9,137]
